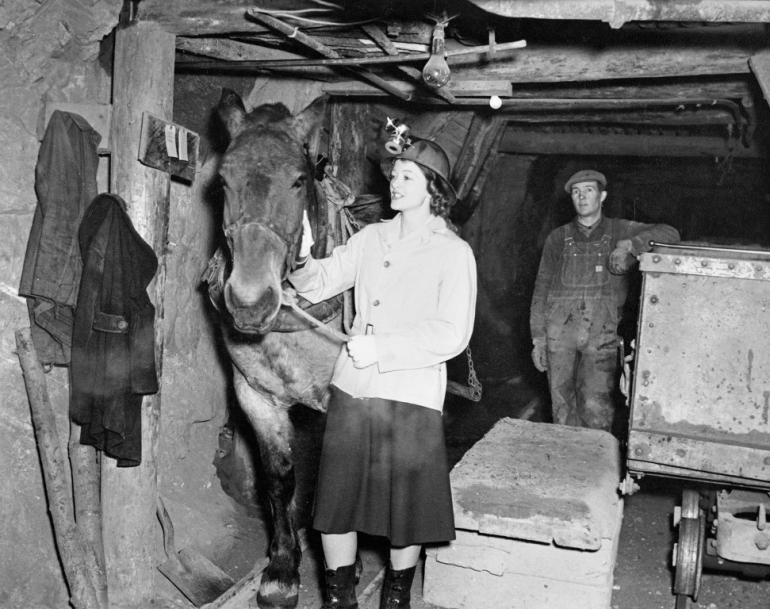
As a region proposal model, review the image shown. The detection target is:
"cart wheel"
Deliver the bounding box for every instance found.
[674,489,706,608]
[674,593,691,609]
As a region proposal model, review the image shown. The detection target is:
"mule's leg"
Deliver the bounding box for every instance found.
[233,371,301,609]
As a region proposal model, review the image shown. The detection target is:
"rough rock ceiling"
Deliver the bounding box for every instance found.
[134,0,770,156]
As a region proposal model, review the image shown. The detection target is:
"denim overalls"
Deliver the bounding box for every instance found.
[544,220,624,430]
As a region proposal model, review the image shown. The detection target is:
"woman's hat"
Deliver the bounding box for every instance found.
[381,138,457,205]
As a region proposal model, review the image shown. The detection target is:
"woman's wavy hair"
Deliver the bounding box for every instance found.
[385,159,458,232]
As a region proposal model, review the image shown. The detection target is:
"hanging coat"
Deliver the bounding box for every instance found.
[18,110,101,365]
[70,194,158,467]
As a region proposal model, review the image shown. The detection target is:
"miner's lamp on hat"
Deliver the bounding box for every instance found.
[381,138,457,205]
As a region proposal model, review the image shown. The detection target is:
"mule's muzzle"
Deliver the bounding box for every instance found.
[226,284,281,334]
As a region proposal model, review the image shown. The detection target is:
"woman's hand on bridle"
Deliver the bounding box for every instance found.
[299,209,315,259]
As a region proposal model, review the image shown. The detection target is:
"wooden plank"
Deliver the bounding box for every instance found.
[448,42,761,83]
[175,37,300,62]
[502,110,736,124]
[105,21,174,608]
[749,50,770,108]
[469,0,770,26]
[138,112,199,183]
[15,328,102,609]
[497,128,764,158]
[490,77,754,100]
[136,0,268,35]
[323,79,512,97]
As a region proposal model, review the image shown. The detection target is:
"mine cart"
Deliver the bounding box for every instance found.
[626,242,770,609]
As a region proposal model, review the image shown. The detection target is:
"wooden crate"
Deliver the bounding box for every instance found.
[424,418,622,609]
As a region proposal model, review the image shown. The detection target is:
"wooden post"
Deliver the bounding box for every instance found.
[328,102,369,195]
[104,21,174,608]
[15,328,101,609]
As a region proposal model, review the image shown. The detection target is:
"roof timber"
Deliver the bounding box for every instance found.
[447,42,764,83]
[468,0,770,28]
[135,0,272,35]
[174,37,765,85]
[321,76,756,101]
[498,127,765,158]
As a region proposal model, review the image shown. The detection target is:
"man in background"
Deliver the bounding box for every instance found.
[530,169,680,432]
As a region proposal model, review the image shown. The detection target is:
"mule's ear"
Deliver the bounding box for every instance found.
[293,95,328,144]
[217,88,248,140]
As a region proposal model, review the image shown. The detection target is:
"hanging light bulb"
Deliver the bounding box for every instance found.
[422,17,451,88]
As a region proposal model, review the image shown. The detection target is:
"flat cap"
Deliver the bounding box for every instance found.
[564,169,607,193]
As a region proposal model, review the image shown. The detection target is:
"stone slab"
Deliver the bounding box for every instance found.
[449,417,621,550]
[422,418,623,609]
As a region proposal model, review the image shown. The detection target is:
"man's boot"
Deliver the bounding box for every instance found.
[379,563,416,609]
[321,563,359,609]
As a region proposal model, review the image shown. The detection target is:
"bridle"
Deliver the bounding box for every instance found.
[220,143,316,281]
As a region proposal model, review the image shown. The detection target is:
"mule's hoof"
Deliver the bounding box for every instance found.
[257,582,299,609]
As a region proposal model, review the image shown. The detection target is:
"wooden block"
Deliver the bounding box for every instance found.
[41,102,112,153]
[138,112,199,183]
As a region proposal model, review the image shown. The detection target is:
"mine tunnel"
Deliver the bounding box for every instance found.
[7,2,770,609]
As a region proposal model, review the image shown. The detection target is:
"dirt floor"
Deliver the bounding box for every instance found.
[176,374,770,609]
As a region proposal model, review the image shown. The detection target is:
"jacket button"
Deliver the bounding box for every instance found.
[117,320,128,330]
[383,260,390,268]
[373,299,380,306]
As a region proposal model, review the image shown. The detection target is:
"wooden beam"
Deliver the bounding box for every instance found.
[245,10,414,101]
[136,0,266,35]
[498,128,765,158]
[176,37,301,62]
[176,39,761,86]
[498,77,755,101]
[323,78,511,98]
[468,0,770,28]
[105,21,174,608]
[503,110,736,125]
[448,42,762,83]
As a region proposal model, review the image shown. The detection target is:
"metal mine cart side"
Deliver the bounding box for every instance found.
[626,242,770,609]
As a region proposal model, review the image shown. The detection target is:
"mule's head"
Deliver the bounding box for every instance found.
[216,89,325,334]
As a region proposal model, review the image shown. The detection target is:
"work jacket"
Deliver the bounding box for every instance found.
[70,194,158,466]
[18,110,101,364]
[289,214,477,411]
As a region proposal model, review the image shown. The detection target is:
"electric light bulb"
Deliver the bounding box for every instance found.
[422,24,451,88]
[489,95,502,110]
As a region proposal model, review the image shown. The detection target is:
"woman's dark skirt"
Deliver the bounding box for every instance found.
[312,386,455,547]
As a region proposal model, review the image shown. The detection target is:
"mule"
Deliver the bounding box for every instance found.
[213,89,341,609]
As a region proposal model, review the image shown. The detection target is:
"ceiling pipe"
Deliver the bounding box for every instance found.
[466,0,770,29]
[444,97,752,146]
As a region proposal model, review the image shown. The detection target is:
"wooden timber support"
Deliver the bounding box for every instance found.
[245,10,414,102]
[104,21,174,609]
[15,328,103,609]
[498,128,764,158]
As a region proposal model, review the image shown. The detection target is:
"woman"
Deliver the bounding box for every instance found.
[289,137,477,609]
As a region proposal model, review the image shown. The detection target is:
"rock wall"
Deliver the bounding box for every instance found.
[0,3,122,607]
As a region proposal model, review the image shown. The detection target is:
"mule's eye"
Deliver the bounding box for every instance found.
[292,175,306,190]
